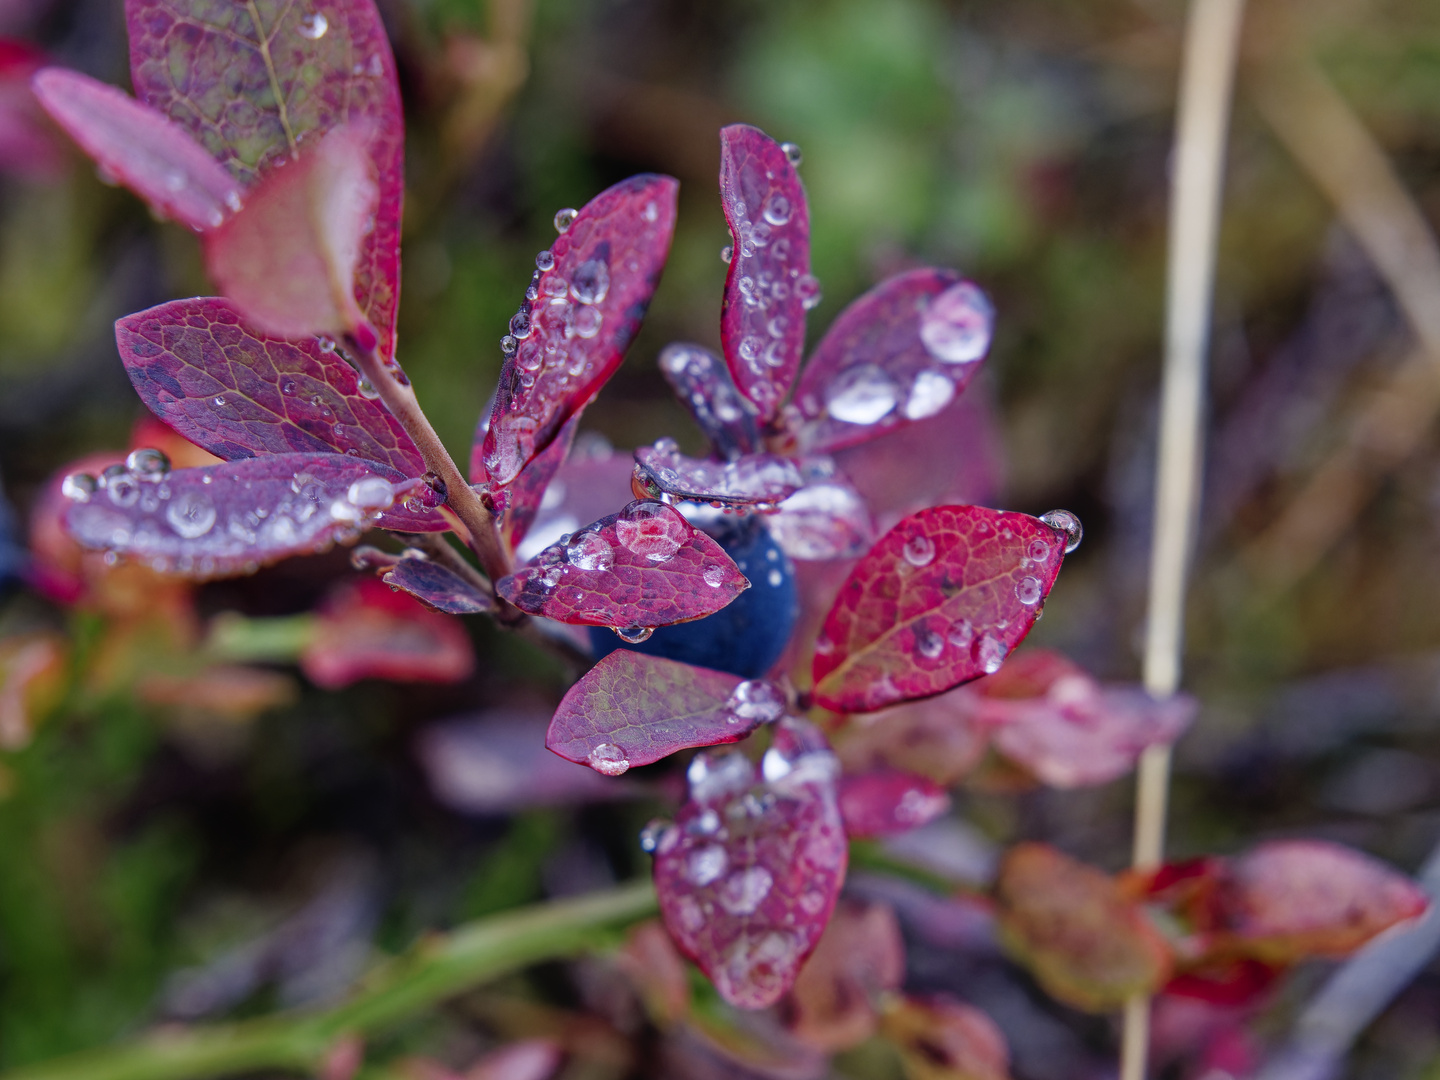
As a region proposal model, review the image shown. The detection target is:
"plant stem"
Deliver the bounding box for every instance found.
[0,881,657,1080]
[1122,2,1245,1079]
[346,341,513,587]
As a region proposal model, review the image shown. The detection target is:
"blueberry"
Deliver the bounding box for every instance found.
[589,515,797,678]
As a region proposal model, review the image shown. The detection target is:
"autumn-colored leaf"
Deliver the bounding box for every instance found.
[0,43,65,180]
[495,500,748,631]
[833,687,988,787]
[616,920,692,1027]
[497,413,579,555]
[969,648,1084,700]
[813,506,1070,714]
[509,438,636,563]
[381,557,492,615]
[633,439,802,508]
[782,900,905,1052]
[204,123,378,344]
[993,843,1172,1012]
[658,342,760,460]
[136,664,297,720]
[62,452,409,579]
[880,995,1012,1080]
[650,717,847,1009]
[1218,840,1429,962]
[793,270,993,454]
[301,578,474,688]
[0,633,65,750]
[31,67,241,230]
[547,651,785,775]
[125,0,404,356]
[482,175,679,485]
[718,125,813,419]
[837,770,951,838]
[765,468,874,561]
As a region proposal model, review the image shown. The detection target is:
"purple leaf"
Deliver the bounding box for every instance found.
[657,342,760,460]
[381,557,492,615]
[511,439,636,563]
[812,506,1071,714]
[765,464,874,561]
[632,439,802,509]
[31,67,241,231]
[61,452,409,579]
[547,651,786,775]
[495,500,749,630]
[836,770,951,838]
[719,125,813,420]
[650,717,847,1009]
[125,0,404,357]
[792,270,993,454]
[483,175,679,486]
[498,412,580,557]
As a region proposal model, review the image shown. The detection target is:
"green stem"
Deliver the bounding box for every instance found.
[1,882,657,1080]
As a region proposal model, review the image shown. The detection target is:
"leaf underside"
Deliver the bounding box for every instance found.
[633,443,802,508]
[382,557,492,615]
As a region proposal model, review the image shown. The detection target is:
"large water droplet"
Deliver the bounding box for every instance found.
[763,194,792,226]
[553,208,577,233]
[920,281,994,364]
[166,491,217,538]
[1039,510,1083,553]
[297,11,327,38]
[915,626,945,659]
[825,363,898,425]
[977,632,1007,674]
[565,530,613,571]
[535,249,555,272]
[616,501,686,562]
[780,142,803,166]
[728,680,785,724]
[903,370,955,420]
[688,750,754,803]
[587,743,630,776]
[347,476,395,511]
[569,259,610,305]
[720,245,733,265]
[572,305,602,339]
[703,564,726,587]
[62,473,97,502]
[614,625,654,644]
[903,533,936,567]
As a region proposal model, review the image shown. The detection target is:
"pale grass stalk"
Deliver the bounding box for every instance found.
[1121,1,1245,1078]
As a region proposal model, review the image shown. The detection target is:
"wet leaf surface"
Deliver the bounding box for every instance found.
[782,900,905,1052]
[547,651,785,775]
[301,578,473,688]
[765,466,874,561]
[497,413,579,555]
[658,342,760,460]
[836,770,951,838]
[126,0,404,354]
[31,67,242,231]
[495,500,748,630]
[994,843,1172,1012]
[381,557,492,615]
[650,718,847,1010]
[510,439,635,564]
[793,270,992,454]
[483,175,678,485]
[633,440,802,508]
[63,452,407,579]
[813,506,1068,713]
[719,125,812,419]
[879,995,1012,1080]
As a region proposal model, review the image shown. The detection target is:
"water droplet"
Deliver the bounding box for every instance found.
[639,819,674,854]
[1027,538,1051,562]
[587,743,630,776]
[509,310,533,339]
[718,866,773,915]
[1015,576,1042,605]
[688,751,754,803]
[763,194,792,226]
[358,378,380,400]
[920,281,994,364]
[166,491,216,538]
[553,208,577,233]
[125,447,171,479]
[727,680,785,724]
[543,276,568,299]
[104,468,140,507]
[616,501,686,562]
[282,380,297,395]
[535,249,555,272]
[643,200,658,222]
[795,274,822,310]
[565,530,613,571]
[572,305,602,339]
[720,245,733,265]
[780,142,803,166]
[297,11,327,37]
[162,169,186,192]
[903,369,955,420]
[761,746,793,782]
[213,395,226,407]
[62,473,97,501]
[903,533,936,567]
[703,565,726,587]
[947,619,974,648]
[500,334,517,355]
[615,625,654,644]
[825,363,898,425]
[1039,510,1083,553]
[915,626,944,659]
[977,632,1007,674]
[347,476,395,511]
[687,845,728,886]
[569,258,610,305]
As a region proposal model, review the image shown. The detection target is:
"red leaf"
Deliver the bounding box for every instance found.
[793,270,993,454]
[782,900,905,1052]
[547,651,784,776]
[718,125,813,419]
[969,648,1084,700]
[766,468,874,561]
[510,438,636,563]
[837,770,950,838]
[994,843,1173,1012]
[381,557,492,615]
[879,995,1012,1080]
[301,578,474,688]
[31,67,242,230]
[482,175,679,486]
[833,687,988,787]
[61,452,410,579]
[0,44,64,180]
[812,506,1070,714]
[204,123,378,343]
[650,717,848,1009]
[497,413,579,556]
[495,500,748,631]
[1218,840,1429,961]
[125,0,404,356]
[1163,959,1282,1007]
[658,343,760,460]
[633,439,802,509]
